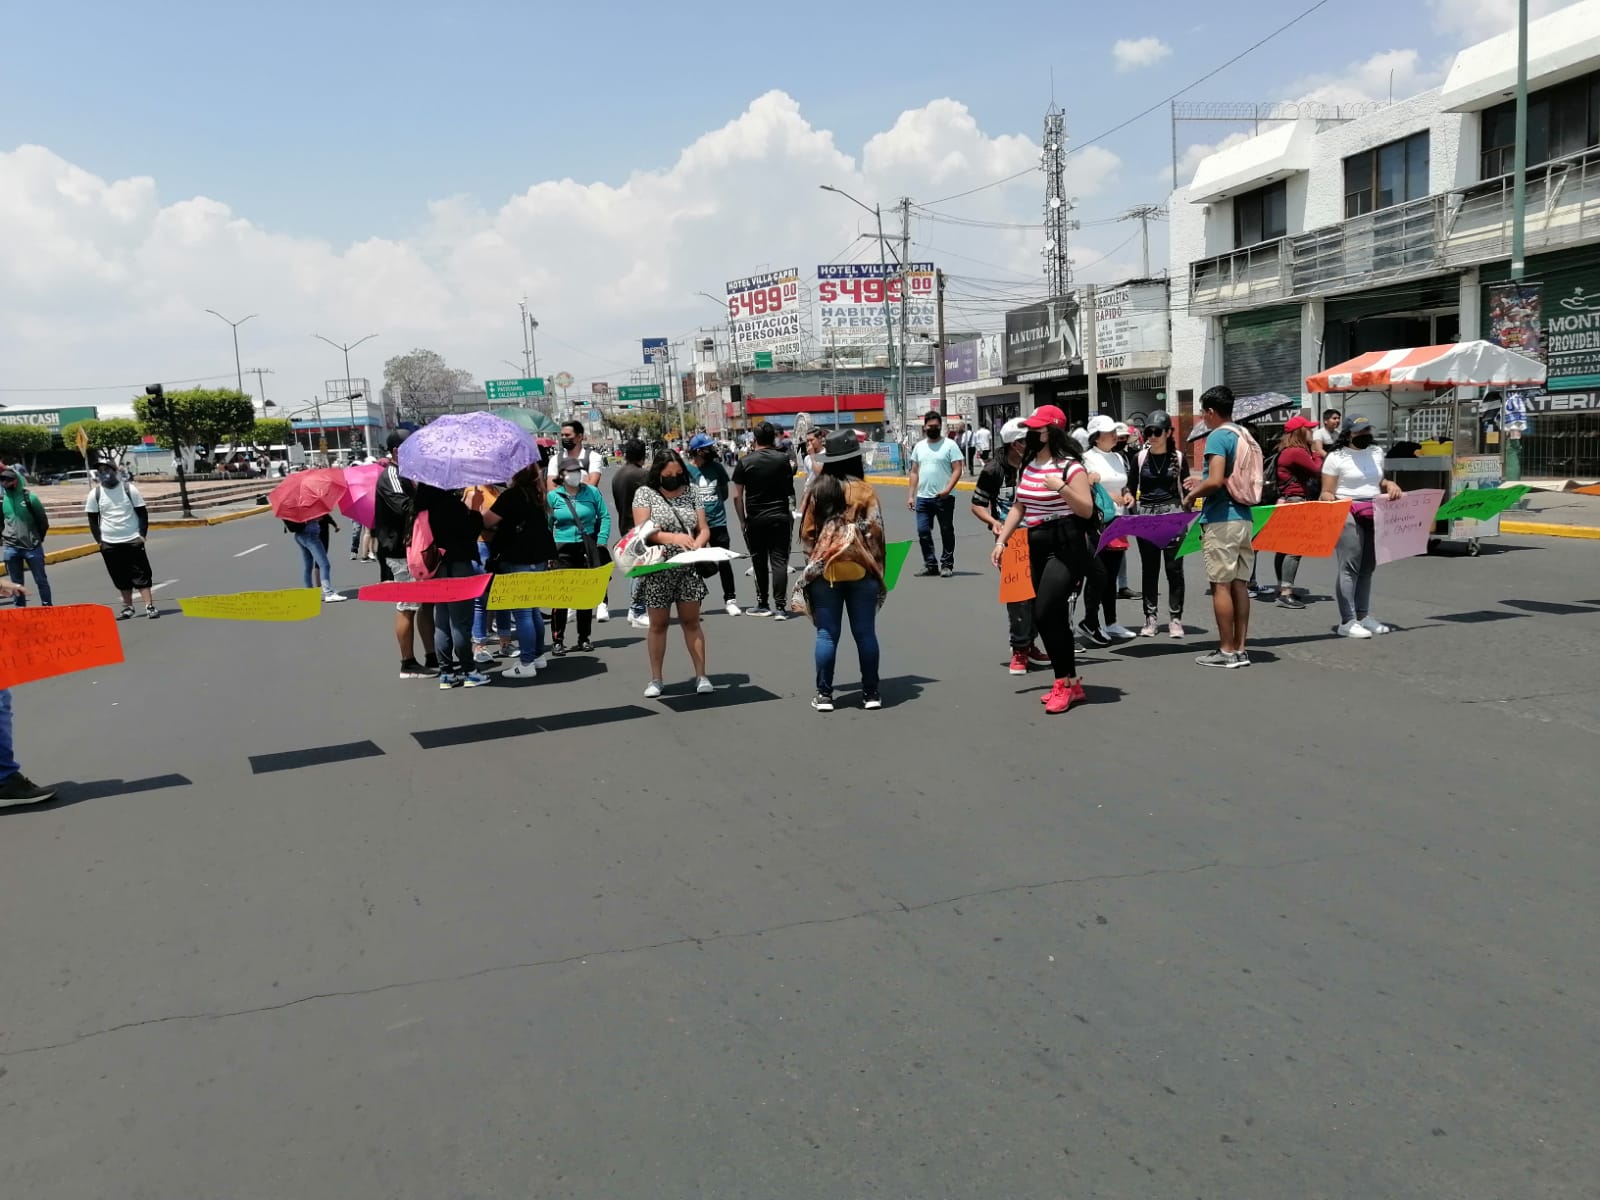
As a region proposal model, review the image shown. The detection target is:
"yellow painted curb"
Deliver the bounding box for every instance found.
[1502,520,1600,540]
[43,543,102,565]
[48,505,272,536]
[866,474,978,492]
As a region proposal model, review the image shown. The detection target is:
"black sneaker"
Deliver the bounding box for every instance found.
[551,641,568,657]
[145,603,160,619]
[575,639,594,653]
[399,659,431,679]
[1277,593,1306,610]
[1076,620,1112,647]
[423,658,442,675]
[918,566,940,577]
[862,694,882,711]
[939,565,955,578]
[1116,587,1137,600]
[810,693,834,712]
[0,773,57,807]
[118,605,134,620]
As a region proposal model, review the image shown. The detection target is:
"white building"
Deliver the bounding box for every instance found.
[1169,0,1600,475]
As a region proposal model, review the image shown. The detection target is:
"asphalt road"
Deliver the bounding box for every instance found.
[2,497,1598,1199]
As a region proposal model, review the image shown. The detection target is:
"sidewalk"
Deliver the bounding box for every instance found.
[42,505,272,565]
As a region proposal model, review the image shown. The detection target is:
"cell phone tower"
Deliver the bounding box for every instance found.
[1042,104,1074,299]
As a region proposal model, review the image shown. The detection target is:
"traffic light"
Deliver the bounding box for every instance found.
[144,383,168,422]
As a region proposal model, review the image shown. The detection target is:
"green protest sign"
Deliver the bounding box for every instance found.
[1174,506,1274,560]
[883,540,912,591]
[1435,485,1529,523]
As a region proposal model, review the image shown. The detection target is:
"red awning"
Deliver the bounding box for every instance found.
[1307,340,1547,392]
[745,393,886,416]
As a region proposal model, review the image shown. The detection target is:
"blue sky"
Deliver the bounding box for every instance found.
[0,0,1541,409]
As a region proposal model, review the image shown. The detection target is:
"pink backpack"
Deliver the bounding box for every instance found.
[1220,423,1265,506]
[404,509,442,581]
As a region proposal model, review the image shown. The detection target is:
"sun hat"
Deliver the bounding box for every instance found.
[1022,404,1067,429]
[818,430,865,463]
[999,417,1029,444]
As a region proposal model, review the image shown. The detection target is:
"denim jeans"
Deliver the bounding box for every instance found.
[432,562,479,674]
[294,528,334,593]
[2,545,52,606]
[1333,514,1376,624]
[496,563,548,663]
[807,575,881,697]
[0,688,17,782]
[914,494,956,570]
[472,544,512,643]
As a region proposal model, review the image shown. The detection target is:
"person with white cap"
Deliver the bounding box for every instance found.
[971,417,1046,675]
[1081,414,1137,640]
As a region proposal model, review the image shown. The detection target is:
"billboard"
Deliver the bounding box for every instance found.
[1005,297,1081,380]
[0,405,97,431]
[940,340,979,386]
[1092,282,1171,374]
[642,337,669,364]
[726,267,803,358]
[817,262,936,346]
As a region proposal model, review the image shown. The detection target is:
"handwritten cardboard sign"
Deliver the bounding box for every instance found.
[1174,506,1275,560]
[0,604,124,688]
[883,540,912,591]
[180,588,325,621]
[1435,484,1530,523]
[998,529,1034,603]
[486,564,612,610]
[357,574,493,605]
[1252,500,1351,558]
[1373,489,1444,565]
[1095,511,1196,554]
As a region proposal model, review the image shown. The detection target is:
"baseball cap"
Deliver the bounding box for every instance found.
[557,457,582,474]
[1086,414,1117,436]
[1022,404,1067,429]
[1114,422,1131,438]
[999,417,1028,444]
[1344,415,1375,436]
[1145,410,1173,432]
[1285,414,1318,432]
[687,433,715,451]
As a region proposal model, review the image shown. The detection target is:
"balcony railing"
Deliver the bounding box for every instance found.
[1186,145,1600,316]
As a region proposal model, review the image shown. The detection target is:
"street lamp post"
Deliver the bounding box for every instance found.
[313,332,377,455]
[819,185,900,434]
[205,309,257,395]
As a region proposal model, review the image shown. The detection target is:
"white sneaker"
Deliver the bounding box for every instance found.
[724,600,742,616]
[566,609,576,621]
[503,661,539,679]
[533,654,551,669]
[1359,616,1391,635]
[322,591,347,603]
[473,648,496,665]
[644,679,664,698]
[1337,620,1374,639]
[696,676,714,694]
[595,602,610,623]
[1105,623,1136,640]
[627,613,650,629]
[1139,617,1159,637]
[1169,620,1185,639]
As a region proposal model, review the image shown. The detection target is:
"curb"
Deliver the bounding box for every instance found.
[1500,519,1600,540]
[42,506,273,563]
[867,474,978,493]
[43,543,102,565]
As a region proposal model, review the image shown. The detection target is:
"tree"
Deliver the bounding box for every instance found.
[384,349,475,423]
[133,388,255,458]
[0,424,54,474]
[249,418,293,451]
[62,418,145,466]
[603,410,664,442]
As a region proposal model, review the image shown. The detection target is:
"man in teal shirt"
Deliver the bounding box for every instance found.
[1183,386,1256,668]
[907,411,965,577]
[687,434,739,615]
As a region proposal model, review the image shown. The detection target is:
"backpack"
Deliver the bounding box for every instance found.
[405,509,443,581]
[1258,447,1282,506]
[1220,423,1265,506]
[1090,480,1118,525]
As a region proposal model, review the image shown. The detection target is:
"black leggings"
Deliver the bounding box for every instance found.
[1028,520,1094,680]
[549,543,593,642]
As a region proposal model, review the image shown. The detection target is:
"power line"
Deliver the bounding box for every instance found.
[919,0,1332,208]
[0,371,240,395]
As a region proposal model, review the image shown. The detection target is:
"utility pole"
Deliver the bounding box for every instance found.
[935,269,947,418]
[898,197,911,433]
[244,367,274,412]
[1084,284,1100,416]
[519,299,540,378]
[313,333,377,456]
[1511,0,1529,279]
[205,309,256,395]
[1122,205,1165,277]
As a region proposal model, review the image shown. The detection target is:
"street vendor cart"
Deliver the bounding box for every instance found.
[1306,340,1546,555]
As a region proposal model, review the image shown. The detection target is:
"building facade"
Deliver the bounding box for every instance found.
[1170,0,1600,476]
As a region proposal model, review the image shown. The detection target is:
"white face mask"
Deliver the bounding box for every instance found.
[563,471,581,487]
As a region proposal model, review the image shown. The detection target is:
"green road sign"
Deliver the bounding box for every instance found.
[753,351,773,370]
[618,385,662,403]
[485,377,546,401]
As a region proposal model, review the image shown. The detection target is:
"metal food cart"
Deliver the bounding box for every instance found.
[1307,341,1546,555]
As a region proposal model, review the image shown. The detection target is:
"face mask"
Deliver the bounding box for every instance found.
[925,427,941,440]
[560,437,576,450]
[1352,433,1374,449]
[97,471,119,487]
[0,478,16,490]
[660,474,685,490]
[563,470,581,486]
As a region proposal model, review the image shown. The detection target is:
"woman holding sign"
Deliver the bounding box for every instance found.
[1321,415,1403,639]
[632,451,713,698]
[480,464,557,679]
[989,405,1097,716]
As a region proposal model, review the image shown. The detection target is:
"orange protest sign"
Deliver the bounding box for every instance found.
[1573,483,1600,496]
[998,529,1034,603]
[0,604,125,689]
[1251,500,1351,558]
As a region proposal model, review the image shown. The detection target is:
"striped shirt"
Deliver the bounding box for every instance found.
[1015,457,1085,527]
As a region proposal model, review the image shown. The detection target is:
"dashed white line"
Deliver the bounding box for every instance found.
[234,543,270,558]
[150,579,179,593]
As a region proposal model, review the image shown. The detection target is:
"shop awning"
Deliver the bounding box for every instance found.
[1307,341,1547,393]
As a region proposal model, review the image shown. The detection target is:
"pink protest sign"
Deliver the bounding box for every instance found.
[1373,489,1444,565]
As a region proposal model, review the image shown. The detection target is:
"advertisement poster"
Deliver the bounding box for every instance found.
[1487,283,1543,362]
[1450,454,1505,537]
[817,262,936,346]
[1092,282,1171,374]
[1547,285,1600,389]
[726,268,803,358]
[1005,298,1081,380]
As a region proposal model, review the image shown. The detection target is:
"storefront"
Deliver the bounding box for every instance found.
[1482,247,1600,478]
[1323,279,1460,364]
[1004,297,1089,424]
[941,336,1025,435]
[744,392,888,434]
[1221,306,1303,405]
[1090,280,1172,424]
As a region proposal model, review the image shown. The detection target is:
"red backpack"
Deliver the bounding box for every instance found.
[404,509,443,581]
[1220,423,1265,506]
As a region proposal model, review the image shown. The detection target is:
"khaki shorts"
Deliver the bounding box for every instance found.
[383,557,419,611]
[1201,519,1256,584]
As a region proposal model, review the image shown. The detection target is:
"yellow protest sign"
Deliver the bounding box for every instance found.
[487,565,613,611]
[179,588,324,621]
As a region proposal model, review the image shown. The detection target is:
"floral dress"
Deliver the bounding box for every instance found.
[634,485,709,609]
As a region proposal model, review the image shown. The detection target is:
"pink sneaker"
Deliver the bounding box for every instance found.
[1044,679,1075,714]
[1009,650,1028,676]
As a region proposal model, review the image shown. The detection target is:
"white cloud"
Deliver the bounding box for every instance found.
[1289,48,1447,105]
[1112,37,1172,72]
[1425,0,1565,43]
[0,93,1125,413]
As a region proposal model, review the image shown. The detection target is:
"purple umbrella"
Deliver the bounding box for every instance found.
[396,412,540,490]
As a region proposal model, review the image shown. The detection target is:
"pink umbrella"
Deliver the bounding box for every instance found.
[338,462,384,529]
[269,468,350,523]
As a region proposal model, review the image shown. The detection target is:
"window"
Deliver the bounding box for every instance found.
[1344,132,1431,218]
[1233,180,1288,247]
[1480,69,1600,178]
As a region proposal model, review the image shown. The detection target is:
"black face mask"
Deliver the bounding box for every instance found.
[560,438,576,450]
[659,474,685,490]
[925,426,941,440]
[1352,433,1374,449]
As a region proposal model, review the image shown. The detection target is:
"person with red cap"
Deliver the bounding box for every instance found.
[1270,415,1326,608]
[988,404,1098,715]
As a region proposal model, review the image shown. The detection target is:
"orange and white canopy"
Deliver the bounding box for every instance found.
[1307,340,1547,393]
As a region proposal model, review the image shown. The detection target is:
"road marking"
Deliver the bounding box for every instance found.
[150,579,179,593]
[234,543,270,558]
